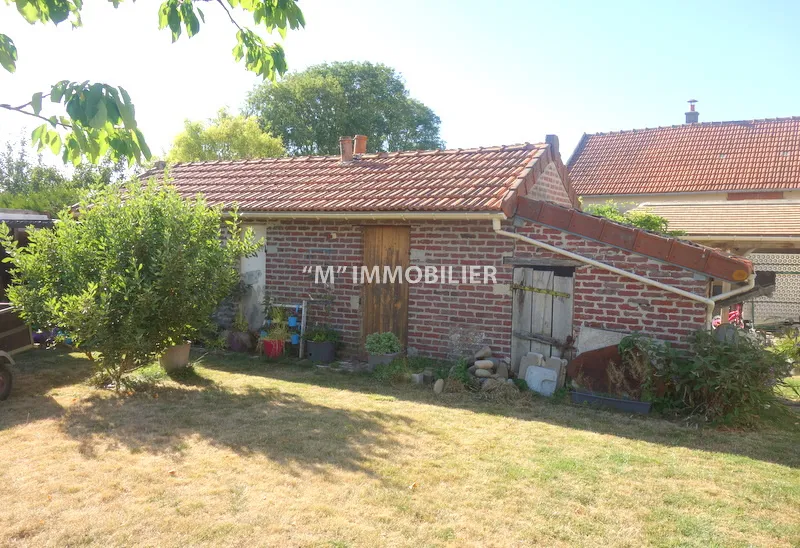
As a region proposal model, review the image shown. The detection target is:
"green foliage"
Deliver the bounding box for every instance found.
[304,325,341,344]
[245,61,444,155]
[449,358,472,385]
[583,200,684,236]
[232,310,251,333]
[0,138,127,215]
[365,331,401,355]
[166,109,284,163]
[770,328,800,364]
[3,0,304,165]
[627,330,794,426]
[265,325,290,341]
[0,180,258,390]
[372,357,412,383]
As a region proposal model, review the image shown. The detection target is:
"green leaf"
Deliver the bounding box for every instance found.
[31,92,43,115]
[0,34,18,73]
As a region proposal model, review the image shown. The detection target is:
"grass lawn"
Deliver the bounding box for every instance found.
[0,350,798,547]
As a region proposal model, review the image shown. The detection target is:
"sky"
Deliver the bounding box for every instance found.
[2,0,800,164]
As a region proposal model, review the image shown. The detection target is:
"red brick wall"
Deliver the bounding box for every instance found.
[261,218,709,360]
[526,162,573,208]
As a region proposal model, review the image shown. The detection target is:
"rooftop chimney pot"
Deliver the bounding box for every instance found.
[354,135,368,156]
[339,136,354,163]
[685,99,699,124]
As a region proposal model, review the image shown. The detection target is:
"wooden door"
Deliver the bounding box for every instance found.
[362,226,410,349]
[511,267,574,372]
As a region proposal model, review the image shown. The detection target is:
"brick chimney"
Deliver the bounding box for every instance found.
[685,99,699,124]
[339,136,354,163]
[354,135,367,156]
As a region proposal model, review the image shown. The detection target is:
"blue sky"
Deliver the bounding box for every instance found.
[2,0,799,161]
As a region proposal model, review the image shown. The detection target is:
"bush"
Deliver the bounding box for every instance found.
[304,325,341,344]
[365,331,401,354]
[0,180,258,390]
[640,330,794,426]
[373,357,412,383]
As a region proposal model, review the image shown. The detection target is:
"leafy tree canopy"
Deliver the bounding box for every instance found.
[166,109,284,163]
[0,180,258,389]
[0,138,127,215]
[1,0,304,165]
[583,200,685,236]
[245,61,444,155]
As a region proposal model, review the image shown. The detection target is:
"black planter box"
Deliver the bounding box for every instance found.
[570,390,652,414]
[306,340,336,363]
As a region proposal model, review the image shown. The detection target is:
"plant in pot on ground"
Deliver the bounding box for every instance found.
[262,325,289,358]
[365,331,401,371]
[304,325,340,363]
[227,310,253,353]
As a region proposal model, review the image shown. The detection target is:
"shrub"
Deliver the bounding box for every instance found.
[365,331,401,354]
[373,357,411,383]
[304,325,341,344]
[640,329,794,426]
[0,180,258,390]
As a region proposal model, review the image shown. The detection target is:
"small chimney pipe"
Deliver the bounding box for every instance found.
[685,99,699,124]
[339,136,354,163]
[354,135,368,155]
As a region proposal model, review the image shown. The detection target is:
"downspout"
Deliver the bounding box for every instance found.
[492,219,755,328]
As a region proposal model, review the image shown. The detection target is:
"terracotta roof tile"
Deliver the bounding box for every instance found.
[141,142,580,213]
[568,117,800,196]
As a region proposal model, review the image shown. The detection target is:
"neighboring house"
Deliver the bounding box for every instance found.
[568,111,800,326]
[147,135,753,367]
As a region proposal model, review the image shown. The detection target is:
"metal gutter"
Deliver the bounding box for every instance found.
[492,219,755,328]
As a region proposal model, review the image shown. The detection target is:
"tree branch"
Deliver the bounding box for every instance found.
[214,0,244,32]
[0,103,71,129]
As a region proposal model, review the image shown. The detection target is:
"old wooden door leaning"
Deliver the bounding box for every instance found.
[511,267,574,372]
[362,226,410,349]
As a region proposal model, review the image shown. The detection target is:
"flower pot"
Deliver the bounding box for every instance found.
[367,352,400,372]
[160,342,191,371]
[263,339,285,358]
[290,333,300,345]
[227,331,252,353]
[570,390,651,414]
[306,340,336,363]
[288,316,298,327]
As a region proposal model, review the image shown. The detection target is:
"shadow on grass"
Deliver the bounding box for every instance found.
[60,381,414,476]
[201,353,800,470]
[0,349,94,431]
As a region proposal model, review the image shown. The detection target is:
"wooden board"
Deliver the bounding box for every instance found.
[551,275,574,358]
[361,226,410,350]
[511,268,532,373]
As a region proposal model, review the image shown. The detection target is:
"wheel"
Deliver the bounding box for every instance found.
[0,364,11,401]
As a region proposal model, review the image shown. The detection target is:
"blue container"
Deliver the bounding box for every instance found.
[290,333,300,345]
[288,316,298,327]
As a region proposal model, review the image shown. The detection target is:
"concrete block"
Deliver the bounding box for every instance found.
[518,352,544,381]
[543,356,567,389]
[524,365,558,397]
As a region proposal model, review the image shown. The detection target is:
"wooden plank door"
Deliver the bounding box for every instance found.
[362,226,410,350]
[511,267,574,372]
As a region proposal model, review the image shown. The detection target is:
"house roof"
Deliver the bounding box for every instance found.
[568,117,800,196]
[514,197,754,282]
[142,142,578,215]
[631,201,800,237]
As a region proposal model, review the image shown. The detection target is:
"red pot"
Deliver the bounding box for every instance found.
[263,339,285,358]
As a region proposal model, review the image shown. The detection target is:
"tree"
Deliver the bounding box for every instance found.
[0,138,127,215]
[167,109,284,163]
[1,0,304,165]
[0,181,258,389]
[583,200,685,236]
[245,61,444,155]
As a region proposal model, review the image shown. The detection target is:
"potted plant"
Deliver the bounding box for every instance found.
[227,310,253,353]
[365,331,401,371]
[262,325,289,358]
[304,325,341,363]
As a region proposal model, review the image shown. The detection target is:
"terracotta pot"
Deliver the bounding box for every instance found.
[599,223,637,250]
[263,339,285,358]
[568,213,605,240]
[538,202,573,229]
[667,241,710,271]
[633,231,673,261]
[160,342,191,371]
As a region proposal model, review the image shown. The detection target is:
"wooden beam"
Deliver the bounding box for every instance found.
[512,330,566,348]
[504,257,583,268]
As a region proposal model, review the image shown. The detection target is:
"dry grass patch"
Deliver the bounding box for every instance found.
[0,350,798,547]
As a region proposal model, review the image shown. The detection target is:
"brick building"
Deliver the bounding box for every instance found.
[150,135,754,368]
